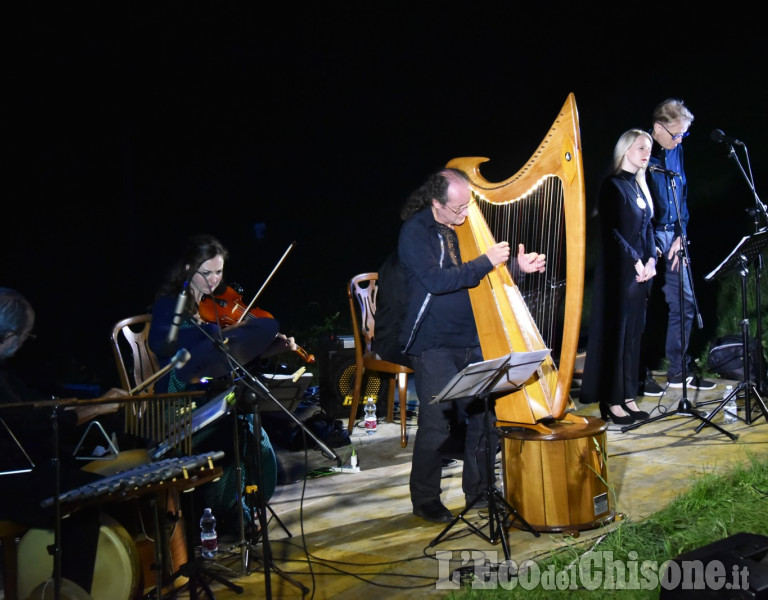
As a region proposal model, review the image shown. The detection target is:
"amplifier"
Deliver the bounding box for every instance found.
[316,336,382,419]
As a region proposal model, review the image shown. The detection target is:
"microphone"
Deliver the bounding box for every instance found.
[711,129,744,146]
[165,285,188,346]
[171,348,191,369]
[648,164,679,177]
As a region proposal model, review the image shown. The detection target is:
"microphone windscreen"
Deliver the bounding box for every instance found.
[173,348,191,368]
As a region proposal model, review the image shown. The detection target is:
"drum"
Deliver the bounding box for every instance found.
[25,578,93,600]
[17,514,141,600]
[83,448,189,595]
[499,415,615,535]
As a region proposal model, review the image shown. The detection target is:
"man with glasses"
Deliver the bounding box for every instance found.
[638,99,715,394]
[395,168,547,523]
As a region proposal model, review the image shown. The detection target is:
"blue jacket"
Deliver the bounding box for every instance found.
[646,136,689,242]
[397,207,494,355]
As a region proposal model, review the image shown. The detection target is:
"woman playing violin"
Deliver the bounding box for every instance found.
[148,233,295,534]
[149,233,297,394]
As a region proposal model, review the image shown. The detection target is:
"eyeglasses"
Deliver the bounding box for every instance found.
[1,330,35,344]
[658,122,690,141]
[441,199,475,216]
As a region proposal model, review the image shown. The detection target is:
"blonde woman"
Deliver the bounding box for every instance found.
[581,130,657,423]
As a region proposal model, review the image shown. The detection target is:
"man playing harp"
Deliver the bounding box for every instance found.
[396,168,546,524]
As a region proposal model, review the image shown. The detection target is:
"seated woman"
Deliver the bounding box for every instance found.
[149,233,296,535]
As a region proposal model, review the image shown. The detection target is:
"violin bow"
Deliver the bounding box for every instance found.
[236,241,295,324]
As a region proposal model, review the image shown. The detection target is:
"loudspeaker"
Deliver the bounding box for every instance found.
[330,356,383,418]
[659,532,768,599]
[316,338,384,419]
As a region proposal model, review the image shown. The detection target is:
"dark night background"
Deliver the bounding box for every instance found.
[5,5,767,395]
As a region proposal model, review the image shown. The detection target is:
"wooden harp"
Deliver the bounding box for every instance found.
[447,93,586,432]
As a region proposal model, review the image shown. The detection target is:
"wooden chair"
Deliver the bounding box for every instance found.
[110,314,160,393]
[346,273,413,447]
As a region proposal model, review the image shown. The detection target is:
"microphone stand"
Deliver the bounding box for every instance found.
[724,141,768,395]
[725,143,768,227]
[189,323,330,599]
[623,173,737,441]
[49,404,64,600]
[129,348,191,395]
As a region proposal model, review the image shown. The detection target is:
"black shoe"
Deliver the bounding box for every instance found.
[640,374,664,397]
[413,500,454,523]
[668,374,716,390]
[465,494,489,509]
[441,458,459,468]
[600,405,636,424]
[622,402,649,420]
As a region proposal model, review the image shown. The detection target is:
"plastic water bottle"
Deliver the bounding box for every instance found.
[723,385,738,424]
[200,507,218,558]
[364,397,377,435]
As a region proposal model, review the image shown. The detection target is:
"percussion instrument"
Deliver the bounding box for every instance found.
[499,416,615,534]
[17,514,140,600]
[82,449,189,595]
[25,578,93,600]
[151,387,233,459]
[42,451,225,509]
[33,452,222,599]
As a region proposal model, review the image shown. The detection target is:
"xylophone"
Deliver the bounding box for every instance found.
[41,450,225,509]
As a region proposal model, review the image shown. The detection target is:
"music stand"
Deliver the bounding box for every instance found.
[180,323,326,599]
[698,230,768,427]
[428,350,548,560]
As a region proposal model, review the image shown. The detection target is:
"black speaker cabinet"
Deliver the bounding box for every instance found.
[331,355,384,418]
[316,338,384,419]
[659,532,768,599]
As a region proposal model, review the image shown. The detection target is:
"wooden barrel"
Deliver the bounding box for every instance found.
[500,415,615,534]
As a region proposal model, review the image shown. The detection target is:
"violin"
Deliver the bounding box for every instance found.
[198,285,315,365]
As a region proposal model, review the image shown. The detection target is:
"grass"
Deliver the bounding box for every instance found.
[446,453,768,599]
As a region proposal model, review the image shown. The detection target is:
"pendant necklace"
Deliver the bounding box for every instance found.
[631,179,646,209]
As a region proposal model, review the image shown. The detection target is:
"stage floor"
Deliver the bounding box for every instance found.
[6,375,767,600]
[181,375,767,599]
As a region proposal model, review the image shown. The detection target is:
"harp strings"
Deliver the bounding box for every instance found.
[472,175,566,356]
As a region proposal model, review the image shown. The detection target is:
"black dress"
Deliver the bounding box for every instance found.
[581,170,656,407]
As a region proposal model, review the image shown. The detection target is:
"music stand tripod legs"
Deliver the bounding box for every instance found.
[695,255,768,429]
[428,363,540,560]
[232,384,308,600]
[623,245,738,440]
[243,486,292,545]
[163,488,244,600]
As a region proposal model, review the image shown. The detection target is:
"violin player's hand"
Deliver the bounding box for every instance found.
[284,334,298,352]
[261,332,296,357]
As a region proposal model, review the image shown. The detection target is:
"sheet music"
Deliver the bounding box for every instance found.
[431,349,551,403]
[151,387,233,459]
[705,229,768,281]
